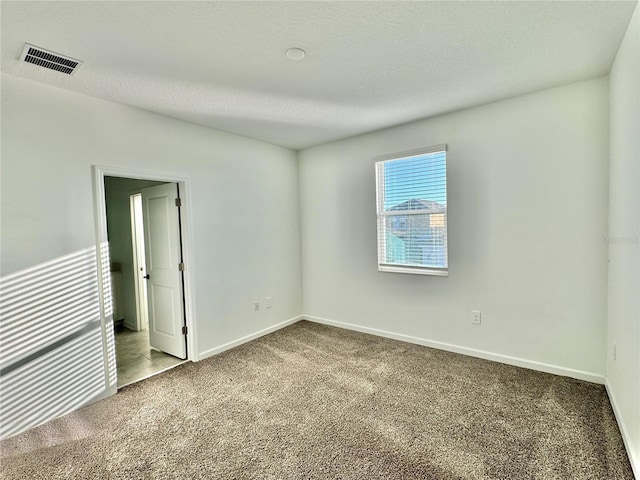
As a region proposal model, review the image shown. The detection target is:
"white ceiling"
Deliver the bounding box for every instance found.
[1,1,637,150]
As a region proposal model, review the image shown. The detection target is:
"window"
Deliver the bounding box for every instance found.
[375,145,448,276]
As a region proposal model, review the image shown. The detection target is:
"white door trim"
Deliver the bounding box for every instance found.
[92,165,197,390]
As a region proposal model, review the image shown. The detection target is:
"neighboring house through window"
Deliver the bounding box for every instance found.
[375,145,448,276]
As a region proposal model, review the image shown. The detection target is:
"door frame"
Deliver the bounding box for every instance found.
[92,165,196,390]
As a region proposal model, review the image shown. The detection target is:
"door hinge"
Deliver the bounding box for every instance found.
[175,198,182,207]
[182,326,188,335]
[178,262,185,271]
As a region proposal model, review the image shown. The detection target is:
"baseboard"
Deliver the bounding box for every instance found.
[122,319,136,331]
[196,311,605,384]
[303,315,605,384]
[605,379,639,478]
[197,315,303,361]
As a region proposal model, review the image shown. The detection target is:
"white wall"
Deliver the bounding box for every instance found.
[299,77,610,381]
[104,177,165,330]
[607,3,640,475]
[0,73,302,435]
[0,42,633,454]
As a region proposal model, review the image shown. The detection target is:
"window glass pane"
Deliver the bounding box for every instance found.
[383,152,446,211]
[380,213,448,268]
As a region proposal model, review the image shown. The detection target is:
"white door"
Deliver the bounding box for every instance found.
[140,183,186,359]
[130,193,149,332]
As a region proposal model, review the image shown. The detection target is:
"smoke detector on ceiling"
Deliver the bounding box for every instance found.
[19,43,82,75]
[286,47,306,61]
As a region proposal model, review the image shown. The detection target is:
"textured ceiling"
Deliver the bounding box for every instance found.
[1,1,637,150]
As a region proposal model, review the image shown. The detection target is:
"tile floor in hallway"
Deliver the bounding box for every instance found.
[115,328,186,387]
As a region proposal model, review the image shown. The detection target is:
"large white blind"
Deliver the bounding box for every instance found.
[375,145,448,276]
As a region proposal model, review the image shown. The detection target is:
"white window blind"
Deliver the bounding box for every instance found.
[375,145,448,276]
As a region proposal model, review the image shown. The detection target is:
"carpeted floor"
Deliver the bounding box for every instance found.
[0,321,633,479]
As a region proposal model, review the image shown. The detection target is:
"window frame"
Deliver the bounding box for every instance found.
[374,145,448,277]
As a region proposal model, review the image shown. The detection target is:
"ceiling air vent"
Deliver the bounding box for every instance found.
[19,43,82,75]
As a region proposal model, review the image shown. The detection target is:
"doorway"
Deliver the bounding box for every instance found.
[103,175,190,387]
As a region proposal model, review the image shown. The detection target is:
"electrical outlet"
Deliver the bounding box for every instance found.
[613,340,617,361]
[266,297,272,309]
[254,301,260,311]
[471,310,481,325]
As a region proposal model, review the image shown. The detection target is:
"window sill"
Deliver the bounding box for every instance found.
[378,265,448,276]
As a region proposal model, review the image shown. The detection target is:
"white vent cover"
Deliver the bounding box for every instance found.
[19,43,82,75]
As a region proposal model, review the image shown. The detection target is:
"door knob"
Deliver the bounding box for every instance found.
[143,274,150,280]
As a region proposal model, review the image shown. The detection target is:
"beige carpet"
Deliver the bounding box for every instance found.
[0,321,633,479]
